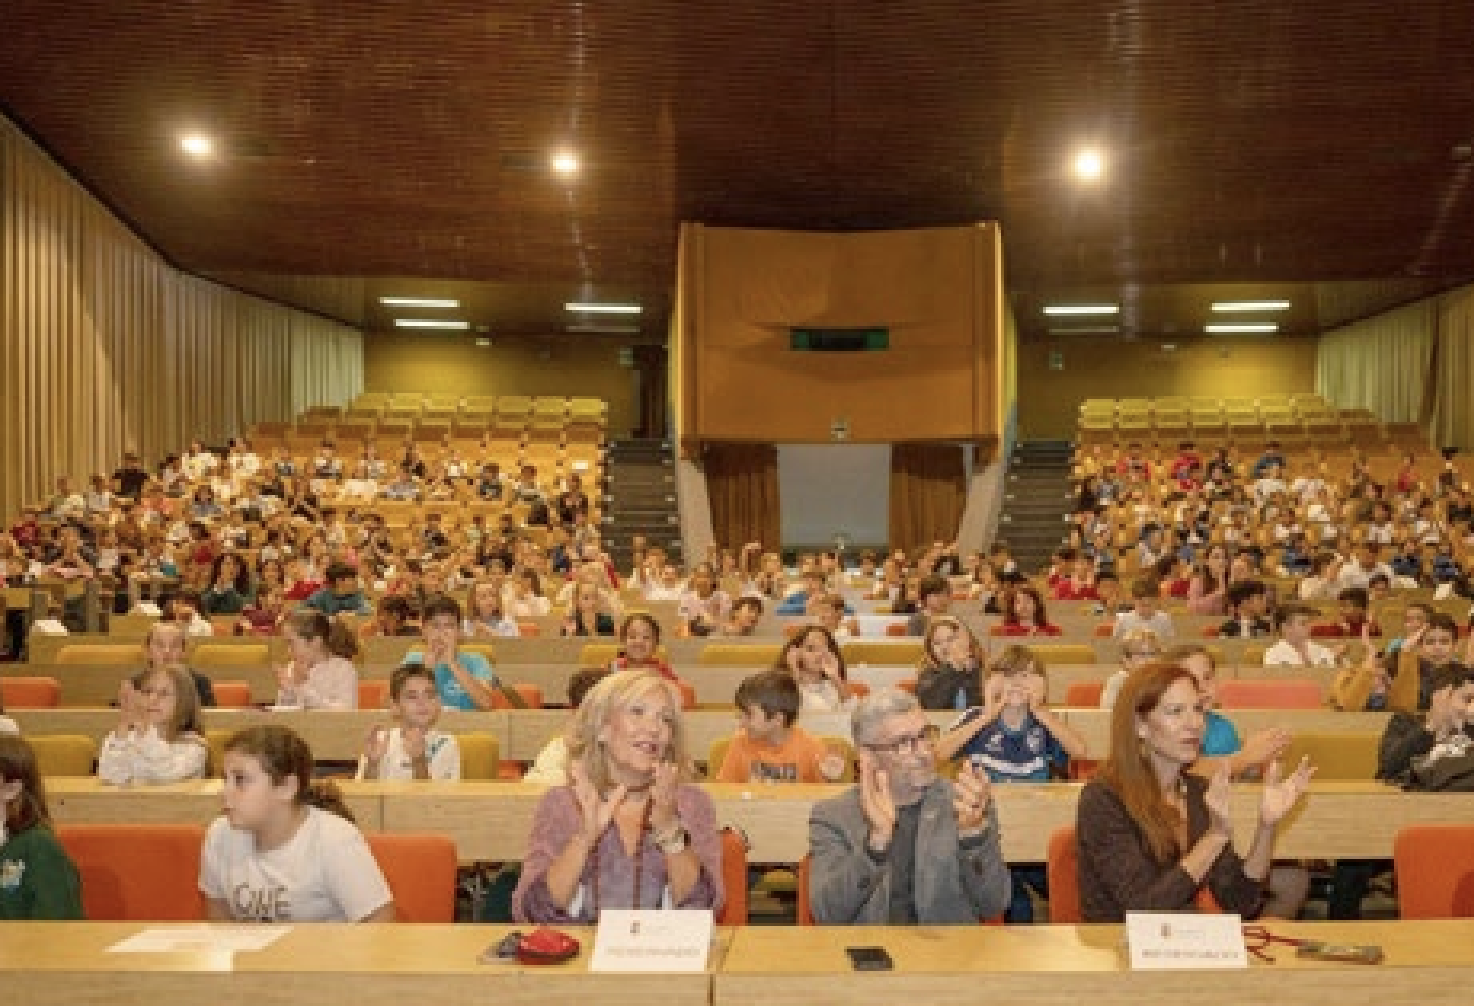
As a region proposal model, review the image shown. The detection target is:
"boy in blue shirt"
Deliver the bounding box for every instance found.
[936,645,1087,921]
[404,596,501,710]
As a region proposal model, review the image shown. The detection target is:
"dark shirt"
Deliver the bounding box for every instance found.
[113,466,148,500]
[915,663,984,711]
[1077,774,1264,923]
[886,802,923,924]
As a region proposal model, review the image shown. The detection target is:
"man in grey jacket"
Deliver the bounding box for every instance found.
[808,687,1010,923]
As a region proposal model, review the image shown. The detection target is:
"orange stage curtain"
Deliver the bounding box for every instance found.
[889,442,966,556]
[704,443,780,553]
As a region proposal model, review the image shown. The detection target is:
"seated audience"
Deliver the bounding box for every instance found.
[1113,576,1175,640]
[98,664,209,785]
[719,595,764,636]
[905,574,952,635]
[999,585,1062,637]
[1101,629,1164,709]
[513,671,724,923]
[1326,663,1474,919]
[715,670,847,783]
[936,646,1087,922]
[276,611,360,710]
[1263,605,1339,667]
[1217,580,1272,638]
[0,735,84,919]
[356,663,461,780]
[299,562,372,617]
[807,687,1009,923]
[201,725,394,922]
[607,612,678,682]
[914,616,987,711]
[780,625,853,713]
[405,596,500,711]
[141,620,217,707]
[1333,614,1464,713]
[1076,662,1314,922]
[523,668,610,786]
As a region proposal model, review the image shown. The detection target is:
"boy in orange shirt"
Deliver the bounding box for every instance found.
[716,670,847,783]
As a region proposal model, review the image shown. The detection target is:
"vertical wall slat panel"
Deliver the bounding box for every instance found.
[0,115,363,520]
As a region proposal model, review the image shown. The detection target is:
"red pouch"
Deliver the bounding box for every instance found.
[517,926,581,965]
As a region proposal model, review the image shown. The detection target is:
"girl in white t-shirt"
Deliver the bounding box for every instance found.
[97,664,209,785]
[355,663,461,780]
[201,725,394,922]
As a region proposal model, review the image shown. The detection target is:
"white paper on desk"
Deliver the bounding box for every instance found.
[109,926,292,954]
[589,909,713,972]
[1125,912,1248,970]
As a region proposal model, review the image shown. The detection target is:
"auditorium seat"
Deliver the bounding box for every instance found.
[29,734,97,775]
[1280,731,1378,780]
[58,823,207,921]
[192,643,271,667]
[1045,827,1081,923]
[1393,825,1474,919]
[55,643,142,665]
[698,643,782,666]
[1217,678,1322,709]
[358,680,390,709]
[1064,681,1104,706]
[717,827,750,924]
[0,675,61,708]
[211,680,252,708]
[367,833,458,922]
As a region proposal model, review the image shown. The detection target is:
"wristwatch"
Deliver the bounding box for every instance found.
[654,825,689,854]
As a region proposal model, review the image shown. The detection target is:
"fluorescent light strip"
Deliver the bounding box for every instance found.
[379,297,461,309]
[564,302,642,315]
[1043,304,1119,317]
[1047,325,1119,335]
[1211,300,1291,312]
[1205,323,1279,334]
[394,319,470,330]
[566,323,641,335]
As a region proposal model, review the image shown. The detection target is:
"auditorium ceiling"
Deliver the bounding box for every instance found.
[2,1,1472,342]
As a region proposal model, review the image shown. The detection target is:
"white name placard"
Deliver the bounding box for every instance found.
[1125,912,1249,970]
[590,909,714,973]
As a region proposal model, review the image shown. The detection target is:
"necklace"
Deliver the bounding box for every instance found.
[589,796,652,918]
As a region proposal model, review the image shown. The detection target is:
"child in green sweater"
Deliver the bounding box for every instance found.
[0,735,84,919]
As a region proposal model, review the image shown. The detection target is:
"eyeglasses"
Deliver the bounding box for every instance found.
[866,724,940,755]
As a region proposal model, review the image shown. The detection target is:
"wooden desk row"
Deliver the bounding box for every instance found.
[7,656,1343,706]
[7,921,1474,1006]
[23,620,1268,668]
[46,778,1472,864]
[12,706,1391,765]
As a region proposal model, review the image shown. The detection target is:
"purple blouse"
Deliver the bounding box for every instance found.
[512,783,725,923]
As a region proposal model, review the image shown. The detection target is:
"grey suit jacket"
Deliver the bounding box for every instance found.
[807,779,1010,924]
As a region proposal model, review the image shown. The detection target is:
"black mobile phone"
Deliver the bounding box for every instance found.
[1295,941,1384,964]
[845,946,894,971]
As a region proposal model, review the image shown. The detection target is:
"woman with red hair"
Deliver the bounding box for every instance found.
[1075,662,1314,922]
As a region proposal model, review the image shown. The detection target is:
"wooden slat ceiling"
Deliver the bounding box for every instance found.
[2,1,1473,340]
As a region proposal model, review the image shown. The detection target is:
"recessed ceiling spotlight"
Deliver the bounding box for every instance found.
[1073,148,1105,181]
[550,150,580,175]
[179,133,214,158]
